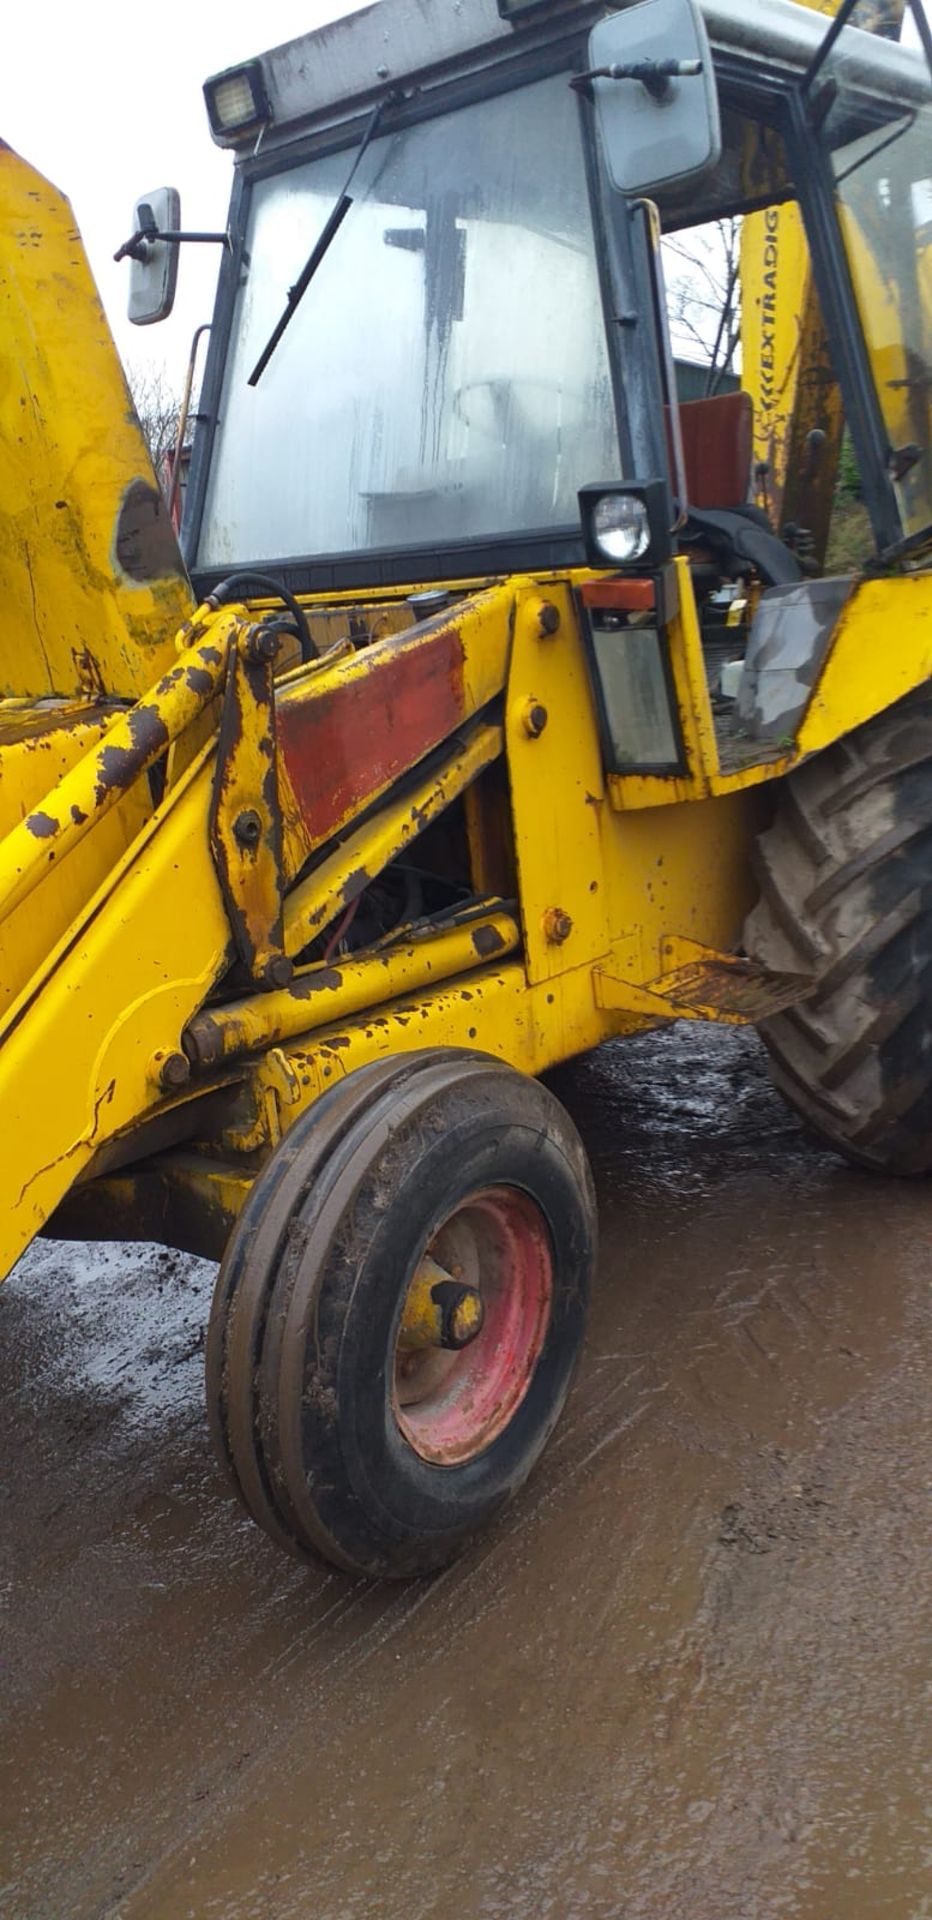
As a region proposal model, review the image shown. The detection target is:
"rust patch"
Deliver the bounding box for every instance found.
[472,924,506,958]
[277,625,466,845]
[0,705,119,746]
[26,809,58,839]
[342,868,370,905]
[207,637,286,984]
[93,706,169,804]
[655,958,812,1021]
[114,480,186,583]
[288,967,344,1001]
[70,804,88,826]
[301,865,372,937]
[71,646,108,701]
[185,667,214,696]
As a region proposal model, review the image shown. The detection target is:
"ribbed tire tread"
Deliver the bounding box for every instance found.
[744,685,932,1173]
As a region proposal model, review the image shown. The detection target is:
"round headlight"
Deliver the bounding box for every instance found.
[591,493,651,565]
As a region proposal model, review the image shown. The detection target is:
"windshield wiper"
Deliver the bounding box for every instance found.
[248,96,390,387]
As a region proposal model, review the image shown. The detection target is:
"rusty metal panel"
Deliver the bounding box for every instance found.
[208,627,289,988]
[275,597,508,850]
[281,720,502,956]
[652,951,811,1021]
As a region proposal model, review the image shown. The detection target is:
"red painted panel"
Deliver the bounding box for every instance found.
[277,624,466,846]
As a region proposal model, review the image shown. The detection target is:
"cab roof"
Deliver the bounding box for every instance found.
[205,0,925,152]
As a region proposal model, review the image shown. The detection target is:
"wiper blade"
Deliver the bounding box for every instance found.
[248,96,389,387]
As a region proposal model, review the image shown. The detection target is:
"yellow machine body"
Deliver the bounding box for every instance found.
[1,0,930,1294]
[739,0,909,557]
[1,132,930,1285]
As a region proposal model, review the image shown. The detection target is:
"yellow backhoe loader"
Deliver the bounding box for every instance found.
[1,0,930,1576]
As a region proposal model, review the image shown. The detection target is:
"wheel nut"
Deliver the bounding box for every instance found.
[544,907,573,945]
[233,808,262,848]
[523,701,548,738]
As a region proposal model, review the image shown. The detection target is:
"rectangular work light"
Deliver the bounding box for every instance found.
[204,62,270,138]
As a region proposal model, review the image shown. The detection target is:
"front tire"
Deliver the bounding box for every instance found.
[744,686,932,1173]
[206,1050,596,1577]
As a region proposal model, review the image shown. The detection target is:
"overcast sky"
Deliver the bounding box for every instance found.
[2,0,368,392]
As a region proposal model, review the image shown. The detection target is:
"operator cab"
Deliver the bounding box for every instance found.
[125,0,931,765]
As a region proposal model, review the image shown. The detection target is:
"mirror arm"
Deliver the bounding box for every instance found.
[114,228,230,264]
[571,57,702,102]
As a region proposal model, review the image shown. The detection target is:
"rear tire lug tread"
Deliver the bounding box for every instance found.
[744,687,932,1174]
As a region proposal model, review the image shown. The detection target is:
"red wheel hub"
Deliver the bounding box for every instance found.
[393,1186,554,1466]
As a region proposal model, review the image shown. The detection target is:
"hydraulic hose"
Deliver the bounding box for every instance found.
[206,570,318,661]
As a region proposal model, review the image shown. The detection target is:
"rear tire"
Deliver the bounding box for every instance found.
[744,685,932,1174]
[207,1049,596,1577]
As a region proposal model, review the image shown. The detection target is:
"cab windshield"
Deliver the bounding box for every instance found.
[195,72,620,571]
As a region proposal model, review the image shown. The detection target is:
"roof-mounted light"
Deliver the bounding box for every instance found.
[204,61,270,139]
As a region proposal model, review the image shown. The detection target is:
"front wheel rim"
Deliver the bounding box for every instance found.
[392,1186,554,1467]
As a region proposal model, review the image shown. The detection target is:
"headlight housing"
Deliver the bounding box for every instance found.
[592,494,650,564]
[578,480,672,570]
[204,62,270,141]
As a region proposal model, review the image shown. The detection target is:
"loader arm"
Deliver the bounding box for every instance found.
[0,579,513,1283]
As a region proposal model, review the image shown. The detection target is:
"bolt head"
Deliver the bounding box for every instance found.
[246,626,281,664]
[233,808,262,848]
[154,1049,191,1090]
[523,701,548,738]
[535,600,560,638]
[543,907,573,946]
[263,953,294,989]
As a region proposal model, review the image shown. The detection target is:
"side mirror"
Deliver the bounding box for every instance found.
[122,188,181,327]
[584,0,721,197]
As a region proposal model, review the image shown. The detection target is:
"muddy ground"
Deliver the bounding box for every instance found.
[1,1025,930,1920]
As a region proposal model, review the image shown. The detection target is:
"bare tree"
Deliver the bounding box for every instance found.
[662,217,742,394]
[125,361,185,481]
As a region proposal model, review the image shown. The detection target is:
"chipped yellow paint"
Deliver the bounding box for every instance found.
[0,146,192,701]
[798,573,932,753]
[505,583,610,983]
[738,0,864,522]
[0,740,232,1278]
[0,621,232,937]
[0,408,929,1302]
[185,907,520,1064]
